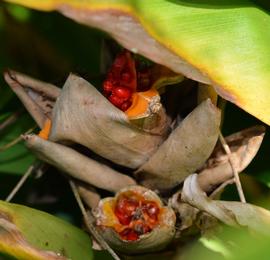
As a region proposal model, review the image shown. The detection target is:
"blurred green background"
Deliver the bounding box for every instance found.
[0,2,270,260]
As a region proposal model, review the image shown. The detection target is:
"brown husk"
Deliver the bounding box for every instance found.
[136,99,221,190]
[49,74,168,169]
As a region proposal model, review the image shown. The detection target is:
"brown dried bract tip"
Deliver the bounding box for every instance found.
[94,186,176,254]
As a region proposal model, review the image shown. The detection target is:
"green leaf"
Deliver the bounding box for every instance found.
[4,0,270,125]
[6,5,31,22]
[0,200,92,260]
[0,114,35,175]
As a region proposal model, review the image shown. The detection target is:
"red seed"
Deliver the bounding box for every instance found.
[121,72,131,83]
[115,212,131,225]
[115,197,139,224]
[121,100,132,111]
[108,94,124,108]
[113,53,126,70]
[137,70,151,92]
[142,201,160,221]
[115,197,139,216]
[103,80,113,96]
[113,86,132,100]
[119,228,139,241]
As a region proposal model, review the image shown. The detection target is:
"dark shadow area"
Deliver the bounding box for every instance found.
[0,168,82,226]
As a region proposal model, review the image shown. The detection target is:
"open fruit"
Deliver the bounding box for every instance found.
[103,50,137,111]
[94,186,176,254]
[102,49,183,119]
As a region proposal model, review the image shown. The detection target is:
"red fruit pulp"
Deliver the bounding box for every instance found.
[114,192,160,241]
[119,228,139,241]
[108,94,124,109]
[113,86,132,101]
[103,80,113,97]
[142,201,160,221]
[102,50,136,111]
[103,50,152,111]
[120,100,132,111]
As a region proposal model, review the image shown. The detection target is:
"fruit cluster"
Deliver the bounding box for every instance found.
[103,50,151,111]
[114,192,160,241]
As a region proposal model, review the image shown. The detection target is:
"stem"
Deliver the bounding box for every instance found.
[0,126,36,152]
[5,162,40,202]
[69,180,121,260]
[0,110,22,133]
[219,131,246,203]
[209,178,234,199]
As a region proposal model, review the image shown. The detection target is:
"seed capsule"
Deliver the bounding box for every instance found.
[94,186,176,254]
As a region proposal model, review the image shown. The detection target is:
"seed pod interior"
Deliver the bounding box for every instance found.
[94,186,176,254]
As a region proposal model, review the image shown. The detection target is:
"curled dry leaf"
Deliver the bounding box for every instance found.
[169,193,219,238]
[49,74,169,169]
[198,126,265,193]
[4,70,172,168]
[3,70,60,128]
[182,174,270,236]
[24,134,136,193]
[169,200,199,234]
[94,185,176,254]
[136,99,221,190]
